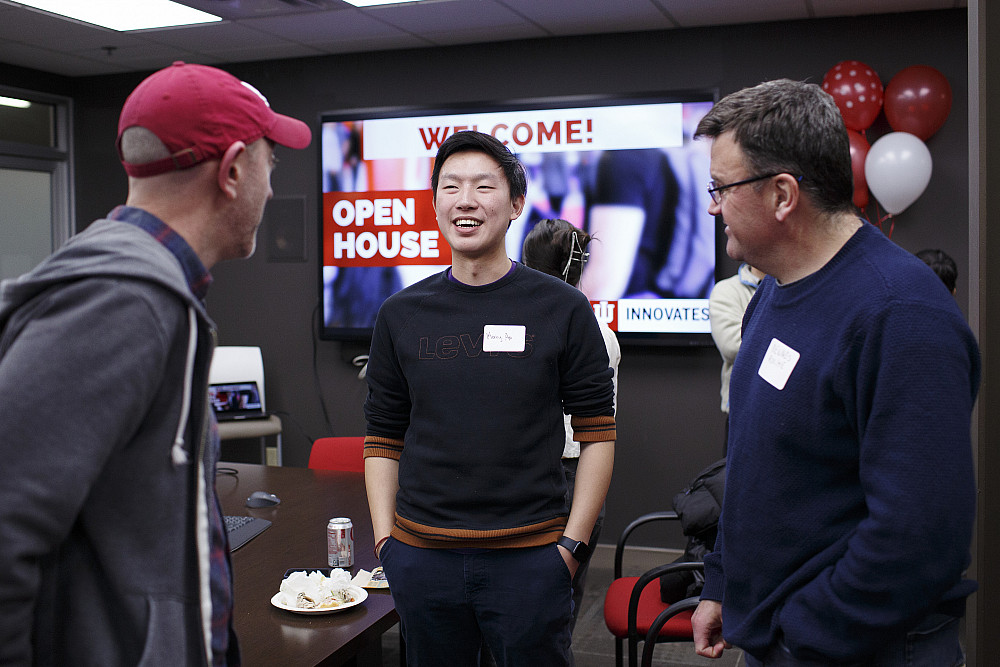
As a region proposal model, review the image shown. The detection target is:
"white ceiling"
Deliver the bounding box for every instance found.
[0,0,966,78]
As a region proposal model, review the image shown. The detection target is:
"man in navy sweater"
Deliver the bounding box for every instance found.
[690,80,979,666]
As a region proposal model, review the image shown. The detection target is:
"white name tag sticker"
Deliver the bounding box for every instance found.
[483,325,526,352]
[758,338,800,390]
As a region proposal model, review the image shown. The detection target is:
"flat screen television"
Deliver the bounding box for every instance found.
[318,91,720,345]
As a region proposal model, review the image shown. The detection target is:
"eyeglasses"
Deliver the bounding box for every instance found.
[707,172,788,205]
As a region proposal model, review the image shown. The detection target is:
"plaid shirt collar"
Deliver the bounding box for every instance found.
[108,205,213,301]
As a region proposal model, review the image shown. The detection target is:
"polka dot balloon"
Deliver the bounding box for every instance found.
[822,60,884,131]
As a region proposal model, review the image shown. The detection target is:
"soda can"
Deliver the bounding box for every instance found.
[327,517,354,567]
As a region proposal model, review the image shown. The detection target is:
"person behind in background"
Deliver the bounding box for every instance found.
[522,218,621,636]
[690,79,979,666]
[707,262,763,455]
[916,248,958,295]
[364,131,615,666]
[0,62,310,665]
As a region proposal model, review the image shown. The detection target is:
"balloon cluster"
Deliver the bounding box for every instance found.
[821,60,952,226]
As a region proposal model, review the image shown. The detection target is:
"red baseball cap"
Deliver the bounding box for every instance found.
[117,61,311,177]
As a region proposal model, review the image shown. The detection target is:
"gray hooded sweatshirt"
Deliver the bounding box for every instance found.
[0,218,228,666]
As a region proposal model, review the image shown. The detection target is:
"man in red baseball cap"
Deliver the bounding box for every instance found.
[117,60,311,178]
[0,62,310,666]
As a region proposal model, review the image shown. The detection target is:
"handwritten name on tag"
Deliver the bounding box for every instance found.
[758,338,800,390]
[483,325,526,352]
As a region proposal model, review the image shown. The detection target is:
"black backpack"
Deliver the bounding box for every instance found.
[659,458,726,603]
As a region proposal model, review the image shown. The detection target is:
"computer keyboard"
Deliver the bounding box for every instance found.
[224,515,271,552]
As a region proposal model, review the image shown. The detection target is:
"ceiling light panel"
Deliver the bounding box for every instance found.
[8,0,222,31]
[342,0,432,7]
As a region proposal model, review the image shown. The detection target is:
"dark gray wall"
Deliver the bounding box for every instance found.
[64,9,969,548]
[0,62,70,95]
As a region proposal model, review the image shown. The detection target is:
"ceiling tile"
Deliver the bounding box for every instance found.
[509,0,677,35]
[138,20,300,51]
[239,8,417,44]
[658,0,811,28]
[365,0,542,38]
[0,40,129,76]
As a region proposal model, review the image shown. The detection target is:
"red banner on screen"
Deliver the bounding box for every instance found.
[322,190,448,267]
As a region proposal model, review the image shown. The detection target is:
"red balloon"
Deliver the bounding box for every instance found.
[847,130,870,209]
[884,65,952,140]
[822,60,884,131]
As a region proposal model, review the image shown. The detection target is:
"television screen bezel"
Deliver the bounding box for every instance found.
[316,89,723,347]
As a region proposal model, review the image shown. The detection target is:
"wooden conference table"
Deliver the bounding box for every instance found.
[216,462,398,666]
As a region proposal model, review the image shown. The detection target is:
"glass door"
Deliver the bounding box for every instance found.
[0,86,73,281]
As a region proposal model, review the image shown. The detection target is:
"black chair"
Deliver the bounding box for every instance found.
[641,592,701,667]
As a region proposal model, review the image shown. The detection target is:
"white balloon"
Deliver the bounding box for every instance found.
[864,132,932,215]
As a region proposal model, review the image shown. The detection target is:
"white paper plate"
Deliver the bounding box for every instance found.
[270,584,368,614]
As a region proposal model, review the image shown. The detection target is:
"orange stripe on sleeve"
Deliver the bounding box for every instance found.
[570,414,616,442]
[363,435,404,461]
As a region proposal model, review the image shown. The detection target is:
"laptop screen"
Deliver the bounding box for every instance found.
[209,381,266,420]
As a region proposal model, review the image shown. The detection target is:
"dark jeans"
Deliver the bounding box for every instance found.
[380,538,574,667]
[478,458,601,667]
[744,613,965,667]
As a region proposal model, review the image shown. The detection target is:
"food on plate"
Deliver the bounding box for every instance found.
[279,569,356,609]
[295,587,355,609]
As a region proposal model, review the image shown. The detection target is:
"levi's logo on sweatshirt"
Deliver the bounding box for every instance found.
[417,331,534,359]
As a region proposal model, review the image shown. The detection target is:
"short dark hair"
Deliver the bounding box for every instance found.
[916,248,958,293]
[695,79,855,216]
[522,218,591,287]
[430,131,527,203]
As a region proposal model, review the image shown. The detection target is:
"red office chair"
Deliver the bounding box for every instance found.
[308,436,366,472]
[603,511,703,667]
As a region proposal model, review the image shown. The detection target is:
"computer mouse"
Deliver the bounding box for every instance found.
[246,491,281,508]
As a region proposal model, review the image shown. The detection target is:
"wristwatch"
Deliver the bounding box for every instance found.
[557,535,592,563]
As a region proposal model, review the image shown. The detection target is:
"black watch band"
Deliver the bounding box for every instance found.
[557,535,592,563]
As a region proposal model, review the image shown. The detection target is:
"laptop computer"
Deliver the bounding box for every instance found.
[209,381,270,421]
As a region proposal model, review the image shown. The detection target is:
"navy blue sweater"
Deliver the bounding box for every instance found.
[364,263,615,549]
[702,222,979,662]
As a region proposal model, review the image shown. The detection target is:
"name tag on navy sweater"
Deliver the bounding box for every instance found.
[483,325,526,352]
[758,338,800,390]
